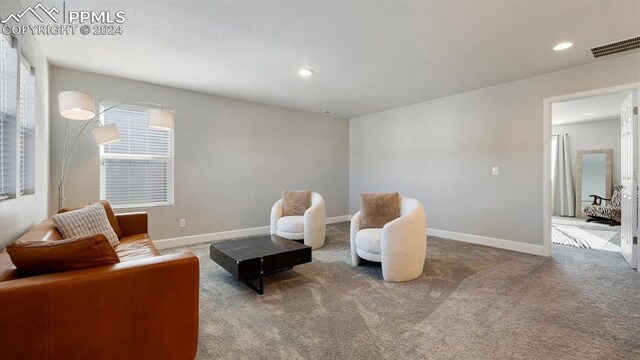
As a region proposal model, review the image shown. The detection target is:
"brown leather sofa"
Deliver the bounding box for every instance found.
[0,211,200,360]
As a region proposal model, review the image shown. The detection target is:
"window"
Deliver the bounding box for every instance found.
[19,58,35,195]
[99,102,174,208]
[0,35,17,201]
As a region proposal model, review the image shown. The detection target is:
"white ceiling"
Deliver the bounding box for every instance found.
[552,91,631,125]
[28,0,640,118]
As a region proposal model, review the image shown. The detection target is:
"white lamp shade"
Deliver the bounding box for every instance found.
[58,91,96,120]
[92,124,121,146]
[148,108,174,130]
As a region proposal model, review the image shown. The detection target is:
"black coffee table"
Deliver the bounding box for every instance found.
[209,235,312,294]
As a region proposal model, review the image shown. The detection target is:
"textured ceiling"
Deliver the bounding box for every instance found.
[27,0,640,118]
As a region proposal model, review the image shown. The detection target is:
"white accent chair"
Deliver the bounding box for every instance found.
[270,192,326,249]
[350,197,427,282]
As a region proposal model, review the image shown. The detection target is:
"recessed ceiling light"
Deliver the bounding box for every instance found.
[583,112,594,116]
[553,42,573,51]
[299,68,314,77]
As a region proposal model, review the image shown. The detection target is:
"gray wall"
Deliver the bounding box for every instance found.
[49,66,349,240]
[350,53,640,246]
[552,118,621,200]
[0,0,50,248]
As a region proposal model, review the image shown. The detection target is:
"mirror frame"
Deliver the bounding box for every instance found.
[575,149,613,219]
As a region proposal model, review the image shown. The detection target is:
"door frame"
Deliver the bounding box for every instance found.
[542,82,640,257]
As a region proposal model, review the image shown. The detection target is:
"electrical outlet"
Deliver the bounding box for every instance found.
[492,166,499,176]
[179,218,187,228]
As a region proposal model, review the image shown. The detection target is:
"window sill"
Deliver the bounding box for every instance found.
[112,202,175,211]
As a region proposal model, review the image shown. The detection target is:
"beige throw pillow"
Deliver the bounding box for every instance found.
[58,200,123,238]
[282,190,312,216]
[359,192,401,229]
[52,203,120,247]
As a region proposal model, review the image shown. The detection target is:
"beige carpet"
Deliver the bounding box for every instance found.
[164,222,640,359]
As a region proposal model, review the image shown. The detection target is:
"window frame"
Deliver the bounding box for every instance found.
[0,34,18,201]
[98,101,175,210]
[18,55,36,196]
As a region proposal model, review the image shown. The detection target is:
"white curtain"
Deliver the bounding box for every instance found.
[552,134,575,216]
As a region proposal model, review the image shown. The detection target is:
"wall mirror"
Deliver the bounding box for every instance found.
[575,149,613,218]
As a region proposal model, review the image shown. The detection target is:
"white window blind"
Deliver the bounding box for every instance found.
[19,60,35,195]
[0,36,17,201]
[100,103,174,208]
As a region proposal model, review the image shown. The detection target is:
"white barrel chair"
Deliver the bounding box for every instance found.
[270,192,326,249]
[350,197,426,282]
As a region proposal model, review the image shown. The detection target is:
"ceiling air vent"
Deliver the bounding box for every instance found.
[590,36,640,58]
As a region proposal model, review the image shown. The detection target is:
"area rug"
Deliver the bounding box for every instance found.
[551,220,620,251]
[161,222,640,359]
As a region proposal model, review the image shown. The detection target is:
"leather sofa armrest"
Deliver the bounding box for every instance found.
[116,212,148,237]
[0,252,199,360]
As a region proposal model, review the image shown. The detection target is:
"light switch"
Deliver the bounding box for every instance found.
[492,166,499,176]
[179,218,187,228]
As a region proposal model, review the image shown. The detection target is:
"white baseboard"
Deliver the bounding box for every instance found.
[427,228,546,256]
[153,215,352,249]
[327,215,352,223]
[155,216,545,256]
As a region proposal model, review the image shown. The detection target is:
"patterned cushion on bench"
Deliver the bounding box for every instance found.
[583,204,621,222]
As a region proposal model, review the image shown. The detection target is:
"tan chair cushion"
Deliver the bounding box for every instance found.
[359,192,400,229]
[59,199,123,238]
[282,190,312,216]
[6,234,120,277]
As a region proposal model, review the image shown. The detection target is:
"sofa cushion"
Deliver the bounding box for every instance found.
[355,228,383,254]
[6,234,120,277]
[0,250,19,282]
[359,192,400,229]
[52,203,120,247]
[115,234,160,262]
[277,216,305,233]
[59,200,123,238]
[282,190,311,216]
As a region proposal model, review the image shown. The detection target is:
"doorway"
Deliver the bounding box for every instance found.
[543,83,639,269]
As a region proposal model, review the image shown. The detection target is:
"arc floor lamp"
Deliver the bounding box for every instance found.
[57,90,175,210]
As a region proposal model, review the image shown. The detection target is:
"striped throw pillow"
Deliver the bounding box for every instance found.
[52,203,120,247]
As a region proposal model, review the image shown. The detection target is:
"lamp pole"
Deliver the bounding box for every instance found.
[57,101,163,210]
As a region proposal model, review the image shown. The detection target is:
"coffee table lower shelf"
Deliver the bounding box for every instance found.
[209,235,312,295]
